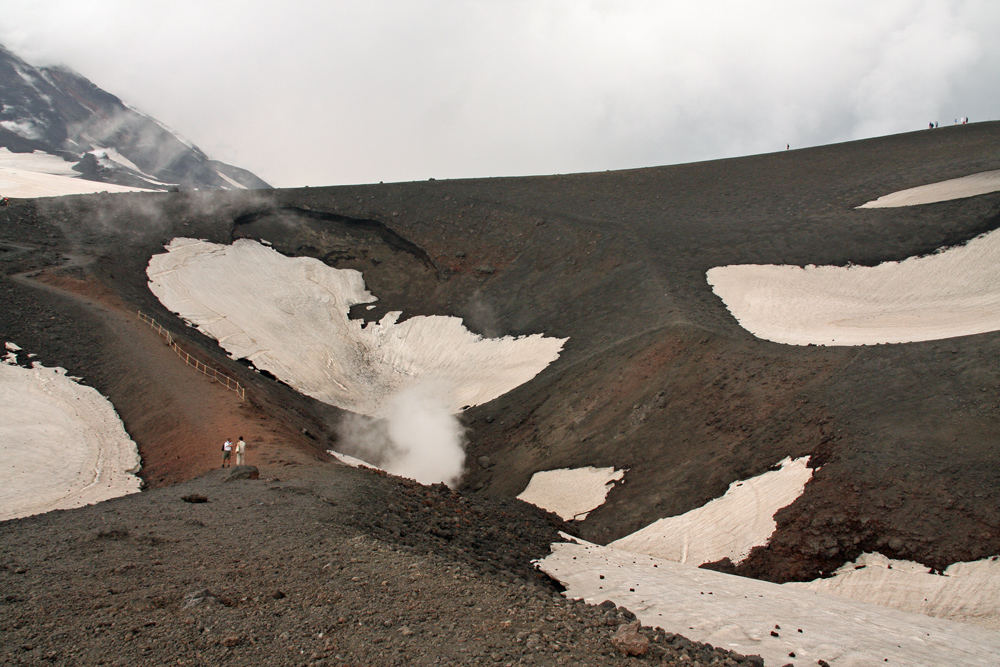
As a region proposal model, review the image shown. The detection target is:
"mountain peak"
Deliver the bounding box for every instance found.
[0,44,270,194]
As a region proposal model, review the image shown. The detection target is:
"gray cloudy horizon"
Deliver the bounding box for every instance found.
[2,0,998,188]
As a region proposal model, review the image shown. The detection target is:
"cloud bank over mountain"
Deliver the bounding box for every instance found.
[2,1,997,187]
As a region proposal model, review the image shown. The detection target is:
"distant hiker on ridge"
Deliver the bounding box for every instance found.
[235,436,246,466]
[222,438,233,468]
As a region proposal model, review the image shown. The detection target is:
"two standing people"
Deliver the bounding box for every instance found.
[221,436,247,467]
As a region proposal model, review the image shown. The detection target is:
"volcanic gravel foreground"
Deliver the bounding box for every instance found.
[2,122,1000,665]
[0,465,764,667]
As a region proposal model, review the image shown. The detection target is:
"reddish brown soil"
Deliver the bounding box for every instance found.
[19,267,321,487]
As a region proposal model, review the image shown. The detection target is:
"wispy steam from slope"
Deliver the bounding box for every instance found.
[337,379,465,487]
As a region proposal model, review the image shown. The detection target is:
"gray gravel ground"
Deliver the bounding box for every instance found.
[0,463,763,666]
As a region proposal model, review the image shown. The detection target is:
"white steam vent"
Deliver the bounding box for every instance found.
[335,378,467,486]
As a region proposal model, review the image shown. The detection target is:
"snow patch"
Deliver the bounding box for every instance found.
[610,457,811,565]
[517,466,625,520]
[327,450,378,469]
[0,119,42,140]
[216,171,248,190]
[707,227,1000,346]
[859,170,1000,208]
[0,350,141,521]
[89,146,142,174]
[146,238,567,418]
[0,147,151,198]
[789,553,1000,630]
[540,541,1000,667]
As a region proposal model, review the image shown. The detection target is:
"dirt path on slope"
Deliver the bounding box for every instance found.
[13,265,323,487]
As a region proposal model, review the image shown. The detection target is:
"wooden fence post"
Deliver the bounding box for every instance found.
[137,310,246,403]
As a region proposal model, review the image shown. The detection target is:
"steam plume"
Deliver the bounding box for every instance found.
[336,378,466,487]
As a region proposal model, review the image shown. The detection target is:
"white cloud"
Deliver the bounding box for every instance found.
[2,1,998,186]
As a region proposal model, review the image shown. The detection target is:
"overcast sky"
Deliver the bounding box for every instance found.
[2,1,998,187]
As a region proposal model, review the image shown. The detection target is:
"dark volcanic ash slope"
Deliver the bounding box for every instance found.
[3,122,1000,592]
[239,123,1000,583]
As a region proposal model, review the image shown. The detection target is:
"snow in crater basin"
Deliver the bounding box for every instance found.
[146,238,567,417]
[517,466,624,520]
[0,352,141,522]
[788,552,1000,631]
[540,541,1000,667]
[0,148,151,198]
[610,457,811,565]
[858,169,1000,208]
[707,227,1000,346]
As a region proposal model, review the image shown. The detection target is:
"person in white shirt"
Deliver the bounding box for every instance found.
[222,438,233,468]
[235,437,246,466]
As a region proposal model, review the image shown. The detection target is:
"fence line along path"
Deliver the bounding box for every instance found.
[137,310,246,402]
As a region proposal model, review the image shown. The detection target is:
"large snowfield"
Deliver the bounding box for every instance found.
[608,457,812,566]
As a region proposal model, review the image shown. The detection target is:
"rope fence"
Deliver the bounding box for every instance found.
[137,310,246,401]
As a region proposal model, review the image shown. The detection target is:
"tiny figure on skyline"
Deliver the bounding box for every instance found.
[222,438,233,468]
[235,436,246,466]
